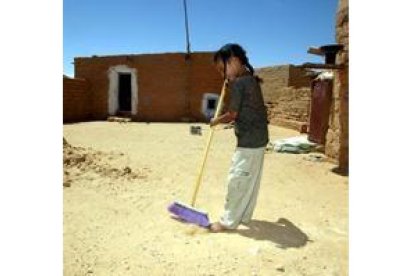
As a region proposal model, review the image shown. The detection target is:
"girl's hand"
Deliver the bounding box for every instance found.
[209,118,219,127]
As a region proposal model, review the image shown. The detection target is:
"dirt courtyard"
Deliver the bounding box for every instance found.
[63,122,348,275]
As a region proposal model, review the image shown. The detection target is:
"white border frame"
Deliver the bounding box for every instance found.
[107,65,138,115]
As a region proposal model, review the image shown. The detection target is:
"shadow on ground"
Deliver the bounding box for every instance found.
[331,166,349,176]
[233,218,311,249]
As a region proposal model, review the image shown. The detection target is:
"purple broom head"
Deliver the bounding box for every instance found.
[168,201,210,228]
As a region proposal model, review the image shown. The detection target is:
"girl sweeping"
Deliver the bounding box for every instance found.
[209,43,269,232]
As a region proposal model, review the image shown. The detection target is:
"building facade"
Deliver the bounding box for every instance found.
[64,52,223,122]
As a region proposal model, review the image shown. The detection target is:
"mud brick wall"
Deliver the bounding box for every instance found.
[256,66,290,100]
[325,0,349,170]
[74,52,222,122]
[265,87,311,131]
[188,54,225,120]
[257,66,311,131]
[63,77,90,122]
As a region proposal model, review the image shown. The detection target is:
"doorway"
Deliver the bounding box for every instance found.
[118,73,132,112]
[107,65,138,116]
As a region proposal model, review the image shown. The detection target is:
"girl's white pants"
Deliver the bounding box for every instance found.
[219,146,265,229]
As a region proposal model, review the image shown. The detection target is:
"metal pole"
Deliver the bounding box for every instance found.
[183,0,191,118]
[183,0,191,55]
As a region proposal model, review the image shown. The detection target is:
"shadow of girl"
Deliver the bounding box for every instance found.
[233,218,311,249]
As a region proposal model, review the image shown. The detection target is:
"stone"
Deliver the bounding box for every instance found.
[276,266,285,272]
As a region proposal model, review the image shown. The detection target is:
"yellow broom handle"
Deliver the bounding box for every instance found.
[191,80,228,206]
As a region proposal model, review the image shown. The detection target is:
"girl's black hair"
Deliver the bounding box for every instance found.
[213,43,263,83]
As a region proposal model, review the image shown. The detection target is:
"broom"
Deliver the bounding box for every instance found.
[168,80,228,228]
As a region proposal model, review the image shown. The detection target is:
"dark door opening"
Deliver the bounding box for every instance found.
[118,73,132,112]
[207,98,217,110]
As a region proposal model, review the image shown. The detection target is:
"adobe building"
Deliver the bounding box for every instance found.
[304,0,349,172]
[325,0,349,172]
[63,52,223,123]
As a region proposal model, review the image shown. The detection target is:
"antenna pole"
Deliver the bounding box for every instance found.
[183,0,191,55]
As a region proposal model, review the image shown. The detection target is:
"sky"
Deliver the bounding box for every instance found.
[63,0,338,76]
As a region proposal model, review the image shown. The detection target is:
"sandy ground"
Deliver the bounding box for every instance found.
[63,122,348,276]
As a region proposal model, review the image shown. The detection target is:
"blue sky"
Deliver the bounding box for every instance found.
[64,0,338,76]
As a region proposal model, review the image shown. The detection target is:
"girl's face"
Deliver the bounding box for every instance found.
[215,56,243,81]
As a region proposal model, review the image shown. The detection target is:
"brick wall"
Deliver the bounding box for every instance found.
[265,87,311,131]
[63,77,90,122]
[186,54,225,121]
[74,52,223,122]
[325,0,349,171]
[70,53,312,127]
[256,66,290,101]
[257,65,311,131]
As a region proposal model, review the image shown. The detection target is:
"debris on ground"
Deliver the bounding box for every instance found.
[190,125,202,135]
[107,116,131,123]
[268,136,317,154]
[63,137,148,187]
[304,153,327,162]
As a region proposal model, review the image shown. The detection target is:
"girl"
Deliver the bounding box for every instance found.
[209,43,269,232]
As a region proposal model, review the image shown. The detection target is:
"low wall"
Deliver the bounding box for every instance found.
[63,77,90,122]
